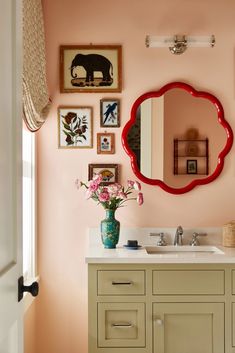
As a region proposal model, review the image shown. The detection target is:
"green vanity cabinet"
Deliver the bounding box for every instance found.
[88,264,235,353]
[153,302,224,353]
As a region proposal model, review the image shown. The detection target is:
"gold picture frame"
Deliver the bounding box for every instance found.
[100,98,120,127]
[60,45,122,93]
[97,132,115,154]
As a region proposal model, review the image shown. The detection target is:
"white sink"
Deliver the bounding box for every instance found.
[145,245,224,255]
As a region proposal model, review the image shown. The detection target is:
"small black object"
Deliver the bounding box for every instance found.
[18,276,39,302]
[123,244,142,250]
[127,240,138,247]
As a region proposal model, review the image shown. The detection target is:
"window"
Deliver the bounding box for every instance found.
[22,128,36,281]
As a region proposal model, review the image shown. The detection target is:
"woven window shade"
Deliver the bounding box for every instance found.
[23,0,51,132]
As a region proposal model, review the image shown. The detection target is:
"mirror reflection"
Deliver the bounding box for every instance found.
[127,88,227,188]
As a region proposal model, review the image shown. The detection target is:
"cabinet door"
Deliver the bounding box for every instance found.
[153,303,224,353]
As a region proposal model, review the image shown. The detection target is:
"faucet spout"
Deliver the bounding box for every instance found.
[174,225,183,246]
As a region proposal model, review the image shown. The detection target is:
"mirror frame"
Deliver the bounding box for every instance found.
[122,82,233,194]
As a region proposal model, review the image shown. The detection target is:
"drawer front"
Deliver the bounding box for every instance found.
[98,270,145,295]
[153,270,224,295]
[98,302,145,348]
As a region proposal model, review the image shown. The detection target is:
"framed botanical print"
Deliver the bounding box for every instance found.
[88,164,119,185]
[58,106,93,148]
[60,45,122,93]
[97,132,115,154]
[100,98,120,127]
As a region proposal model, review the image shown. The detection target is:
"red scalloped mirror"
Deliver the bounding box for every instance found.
[122,82,233,194]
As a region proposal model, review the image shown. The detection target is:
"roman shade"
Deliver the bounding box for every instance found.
[23,0,51,131]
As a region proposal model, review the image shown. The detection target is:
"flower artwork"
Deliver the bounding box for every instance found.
[77,174,144,210]
[58,106,93,148]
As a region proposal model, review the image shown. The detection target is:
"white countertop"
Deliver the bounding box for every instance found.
[86,244,235,264]
[86,227,235,264]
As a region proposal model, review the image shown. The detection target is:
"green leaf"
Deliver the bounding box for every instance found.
[62,122,71,131]
[63,129,72,137]
[80,134,87,140]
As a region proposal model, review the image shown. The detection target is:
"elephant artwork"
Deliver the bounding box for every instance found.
[70,53,113,87]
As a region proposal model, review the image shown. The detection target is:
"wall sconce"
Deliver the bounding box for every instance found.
[145,35,215,55]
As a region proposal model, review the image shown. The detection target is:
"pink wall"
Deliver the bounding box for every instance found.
[27,1,235,352]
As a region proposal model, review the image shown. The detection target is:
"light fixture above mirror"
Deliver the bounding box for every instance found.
[122,82,233,194]
[145,35,215,55]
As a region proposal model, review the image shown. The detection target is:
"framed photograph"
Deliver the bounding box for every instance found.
[187,160,197,174]
[88,164,119,185]
[97,132,115,154]
[58,106,93,148]
[100,98,120,127]
[60,45,122,93]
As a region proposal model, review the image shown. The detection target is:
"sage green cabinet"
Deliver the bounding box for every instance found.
[88,264,235,353]
[153,302,224,353]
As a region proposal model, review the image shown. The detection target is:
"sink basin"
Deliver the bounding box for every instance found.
[145,245,224,255]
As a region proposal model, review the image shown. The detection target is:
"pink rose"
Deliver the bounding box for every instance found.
[133,181,141,191]
[98,191,110,202]
[137,192,144,205]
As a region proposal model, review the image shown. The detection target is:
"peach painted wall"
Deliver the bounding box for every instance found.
[31,1,235,353]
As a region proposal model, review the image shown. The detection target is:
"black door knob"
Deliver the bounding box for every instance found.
[18,276,39,302]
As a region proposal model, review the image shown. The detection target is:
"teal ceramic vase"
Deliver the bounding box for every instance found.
[101,209,120,249]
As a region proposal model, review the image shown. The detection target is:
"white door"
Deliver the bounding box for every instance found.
[0,0,23,352]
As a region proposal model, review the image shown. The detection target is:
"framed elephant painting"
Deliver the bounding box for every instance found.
[60,45,122,93]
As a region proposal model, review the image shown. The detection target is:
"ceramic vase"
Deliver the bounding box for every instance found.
[101,209,120,249]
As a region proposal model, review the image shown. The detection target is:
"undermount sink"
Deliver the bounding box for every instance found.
[145,245,224,255]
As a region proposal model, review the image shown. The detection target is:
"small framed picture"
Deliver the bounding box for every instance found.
[100,98,120,127]
[187,160,197,174]
[58,106,93,148]
[88,163,119,185]
[97,132,115,154]
[60,45,122,93]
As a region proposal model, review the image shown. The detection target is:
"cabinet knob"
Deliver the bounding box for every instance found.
[155,319,164,325]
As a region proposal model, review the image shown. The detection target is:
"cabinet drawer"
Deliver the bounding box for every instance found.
[97,270,145,295]
[98,302,145,348]
[153,270,224,295]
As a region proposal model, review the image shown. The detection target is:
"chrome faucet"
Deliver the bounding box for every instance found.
[174,226,183,246]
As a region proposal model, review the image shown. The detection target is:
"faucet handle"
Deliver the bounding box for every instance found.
[189,232,207,246]
[149,232,167,246]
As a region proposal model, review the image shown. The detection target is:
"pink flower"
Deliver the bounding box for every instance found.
[127,180,135,188]
[107,183,122,196]
[118,191,127,199]
[88,180,99,192]
[137,192,144,205]
[133,181,141,191]
[98,191,110,202]
[92,173,103,184]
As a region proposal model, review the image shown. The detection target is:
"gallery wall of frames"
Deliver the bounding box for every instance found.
[58,44,122,184]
